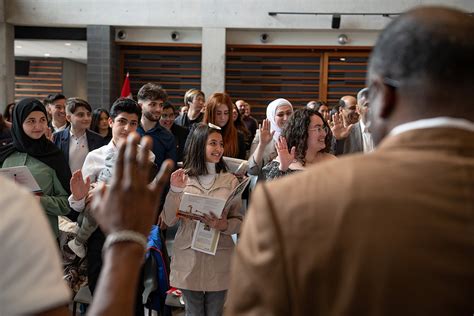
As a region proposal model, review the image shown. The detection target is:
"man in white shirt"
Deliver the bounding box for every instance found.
[53,98,105,174]
[356,88,374,153]
[228,6,474,315]
[68,98,144,292]
[44,93,69,132]
[332,88,374,155]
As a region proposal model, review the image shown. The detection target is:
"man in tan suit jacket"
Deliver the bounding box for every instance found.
[227,7,474,316]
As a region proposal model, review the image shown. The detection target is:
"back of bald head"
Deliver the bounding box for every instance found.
[339,95,357,108]
[368,7,474,115]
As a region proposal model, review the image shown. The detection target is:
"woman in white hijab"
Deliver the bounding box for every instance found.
[247,98,293,179]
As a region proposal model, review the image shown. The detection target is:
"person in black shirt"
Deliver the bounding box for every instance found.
[159,101,189,163]
[174,89,205,129]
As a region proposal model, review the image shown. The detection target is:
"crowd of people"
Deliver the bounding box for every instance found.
[0,5,473,316]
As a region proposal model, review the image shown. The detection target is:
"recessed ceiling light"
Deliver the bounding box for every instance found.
[340,57,346,61]
[65,42,72,46]
[44,53,51,57]
[16,45,22,49]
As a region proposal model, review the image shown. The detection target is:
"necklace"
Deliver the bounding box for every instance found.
[196,174,217,191]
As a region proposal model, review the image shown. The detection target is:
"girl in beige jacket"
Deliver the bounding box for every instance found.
[162,123,242,316]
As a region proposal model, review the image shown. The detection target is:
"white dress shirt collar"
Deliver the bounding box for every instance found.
[390,117,474,136]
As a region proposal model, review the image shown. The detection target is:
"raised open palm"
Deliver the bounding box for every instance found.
[275,136,296,172]
[331,112,353,140]
[259,119,274,146]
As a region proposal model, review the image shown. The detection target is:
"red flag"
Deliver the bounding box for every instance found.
[120,72,132,98]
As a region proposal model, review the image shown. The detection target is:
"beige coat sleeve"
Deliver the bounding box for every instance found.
[221,177,243,236]
[161,190,182,227]
[226,183,291,316]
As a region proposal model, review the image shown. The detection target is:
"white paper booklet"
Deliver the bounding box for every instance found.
[191,221,221,255]
[178,176,250,255]
[223,156,249,175]
[0,166,41,193]
[177,193,226,221]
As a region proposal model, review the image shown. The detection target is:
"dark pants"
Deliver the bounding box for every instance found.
[87,228,145,316]
[181,290,227,316]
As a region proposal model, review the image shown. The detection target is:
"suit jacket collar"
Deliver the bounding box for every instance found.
[378,127,474,156]
[60,126,71,162]
[59,127,102,163]
[351,122,363,151]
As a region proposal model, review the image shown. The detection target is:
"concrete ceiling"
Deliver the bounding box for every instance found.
[14,40,87,64]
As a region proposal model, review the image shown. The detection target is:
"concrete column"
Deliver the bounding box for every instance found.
[87,25,119,110]
[0,0,15,112]
[63,59,87,100]
[201,27,226,97]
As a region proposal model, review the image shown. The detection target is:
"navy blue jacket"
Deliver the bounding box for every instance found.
[53,127,106,163]
[137,123,177,169]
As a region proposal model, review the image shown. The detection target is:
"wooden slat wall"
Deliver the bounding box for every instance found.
[226,46,321,120]
[323,52,370,105]
[226,47,371,121]
[120,45,202,108]
[14,59,63,102]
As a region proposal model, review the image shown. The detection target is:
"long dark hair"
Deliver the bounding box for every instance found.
[233,103,250,140]
[91,108,111,134]
[282,108,332,165]
[0,114,7,130]
[3,103,15,122]
[183,123,228,177]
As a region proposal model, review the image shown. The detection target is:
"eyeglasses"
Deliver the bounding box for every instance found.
[308,126,329,133]
[160,114,175,120]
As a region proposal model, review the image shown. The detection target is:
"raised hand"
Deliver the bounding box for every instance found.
[259,119,275,146]
[45,126,53,142]
[275,136,296,172]
[86,182,99,205]
[170,168,188,188]
[331,112,353,140]
[70,170,91,201]
[91,133,173,236]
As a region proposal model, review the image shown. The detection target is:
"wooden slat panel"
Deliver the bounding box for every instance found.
[225,46,321,121]
[29,60,62,64]
[227,90,319,95]
[227,75,319,80]
[120,45,202,105]
[126,59,198,64]
[126,66,201,71]
[15,82,62,87]
[122,50,200,56]
[15,88,62,92]
[227,51,320,58]
[127,74,201,79]
[14,58,63,102]
[30,65,62,70]
[325,52,370,107]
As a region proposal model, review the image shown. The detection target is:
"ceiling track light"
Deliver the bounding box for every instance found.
[331,14,341,29]
[269,12,403,17]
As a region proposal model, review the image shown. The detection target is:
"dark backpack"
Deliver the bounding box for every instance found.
[143,225,169,313]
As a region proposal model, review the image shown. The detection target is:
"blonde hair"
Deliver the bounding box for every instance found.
[184,89,205,107]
